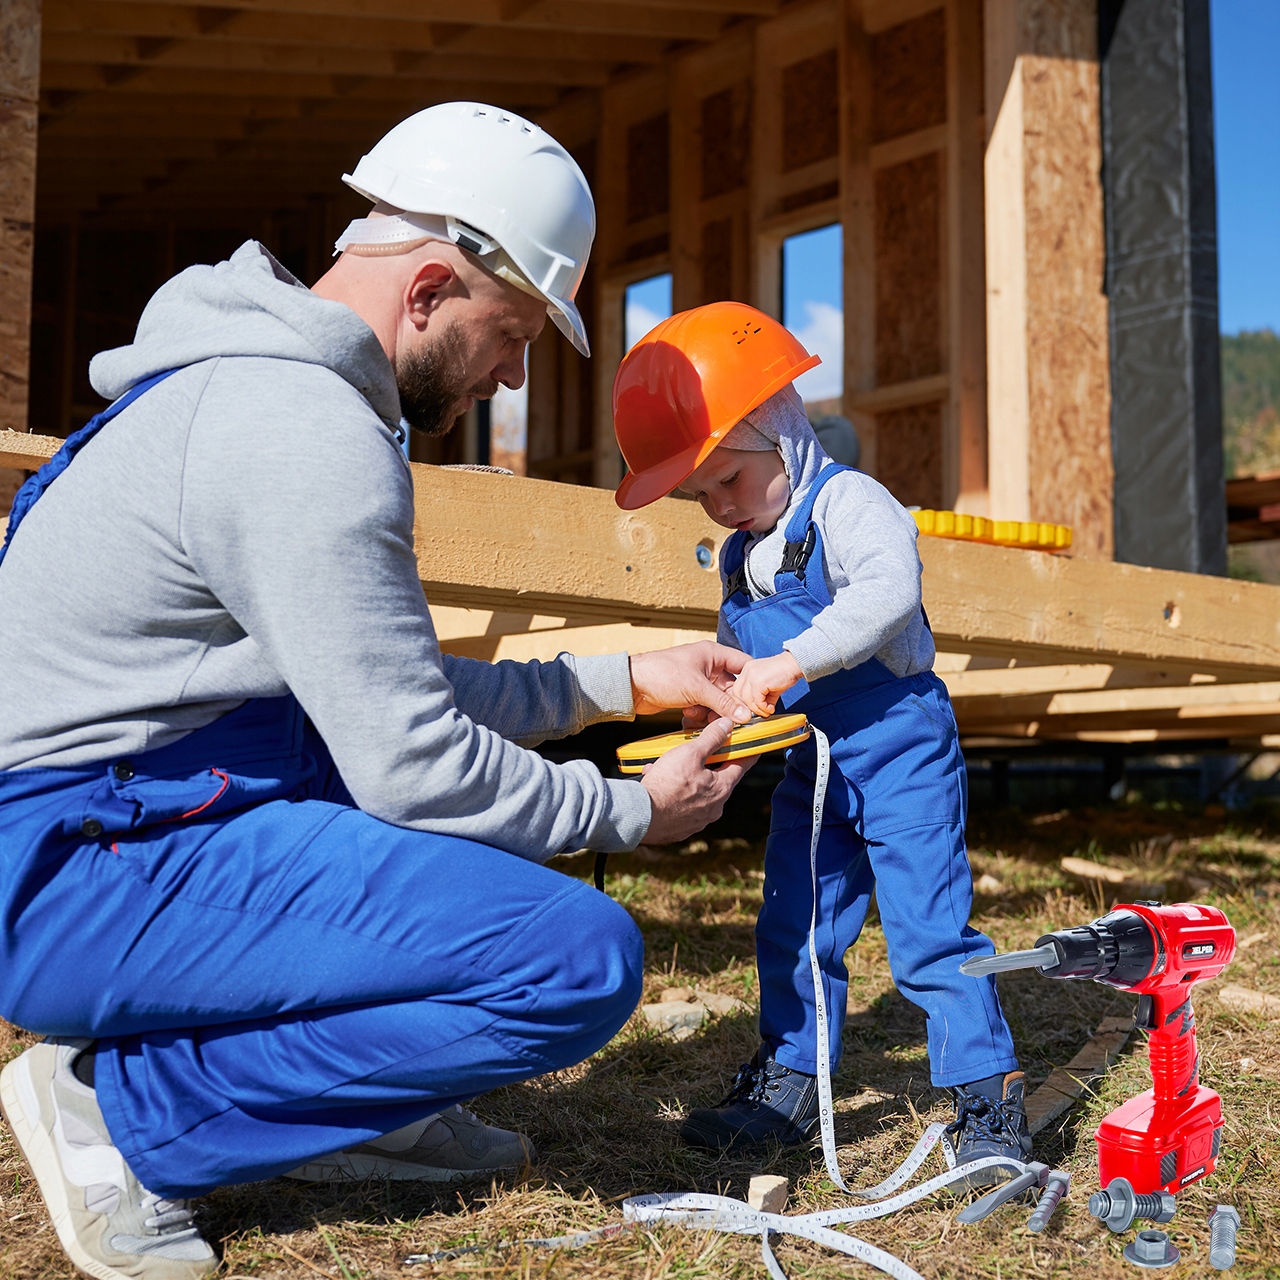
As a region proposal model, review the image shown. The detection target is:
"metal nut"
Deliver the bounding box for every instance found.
[1124,1229,1180,1269]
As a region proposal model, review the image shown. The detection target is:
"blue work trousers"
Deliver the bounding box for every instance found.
[758,673,1016,1088]
[0,699,643,1198]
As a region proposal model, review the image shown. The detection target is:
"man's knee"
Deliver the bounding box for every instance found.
[510,880,644,1061]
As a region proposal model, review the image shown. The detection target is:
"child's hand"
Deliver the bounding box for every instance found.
[733,652,804,717]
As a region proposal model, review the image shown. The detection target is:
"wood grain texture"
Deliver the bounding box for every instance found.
[875,401,944,508]
[875,153,942,384]
[1022,47,1112,557]
[870,8,946,143]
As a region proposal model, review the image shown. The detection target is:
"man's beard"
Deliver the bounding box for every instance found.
[395,323,499,438]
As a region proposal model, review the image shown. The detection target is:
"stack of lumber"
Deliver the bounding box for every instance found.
[6,432,1280,744]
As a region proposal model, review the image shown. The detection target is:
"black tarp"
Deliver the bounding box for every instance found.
[1100,0,1226,574]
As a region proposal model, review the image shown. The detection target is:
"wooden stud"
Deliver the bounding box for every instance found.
[983,0,1112,555]
[0,0,41,439]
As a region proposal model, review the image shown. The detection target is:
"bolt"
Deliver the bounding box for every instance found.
[1123,1229,1180,1269]
[1208,1205,1241,1269]
[1027,1170,1071,1233]
[1087,1178,1177,1234]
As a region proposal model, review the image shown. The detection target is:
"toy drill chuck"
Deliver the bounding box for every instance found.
[961,902,1236,1196]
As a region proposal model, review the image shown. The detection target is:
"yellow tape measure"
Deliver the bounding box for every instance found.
[616,713,811,774]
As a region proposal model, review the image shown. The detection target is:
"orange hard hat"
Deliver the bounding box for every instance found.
[612,301,820,510]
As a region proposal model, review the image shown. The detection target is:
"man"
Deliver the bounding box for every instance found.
[0,102,753,1280]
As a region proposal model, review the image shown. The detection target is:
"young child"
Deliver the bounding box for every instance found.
[612,302,1031,1166]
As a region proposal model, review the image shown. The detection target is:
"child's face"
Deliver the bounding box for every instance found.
[676,446,790,534]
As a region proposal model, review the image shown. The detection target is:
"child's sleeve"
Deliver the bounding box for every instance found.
[782,474,923,681]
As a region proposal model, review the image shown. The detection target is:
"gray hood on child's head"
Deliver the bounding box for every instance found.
[721,383,834,506]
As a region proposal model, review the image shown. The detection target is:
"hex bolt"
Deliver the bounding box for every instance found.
[1027,1170,1071,1233]
[1208,1205,1241,1269]
[1087,1178,1177,1234]
[1123,1229,1180,1269]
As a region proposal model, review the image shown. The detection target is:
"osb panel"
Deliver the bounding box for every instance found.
[701,80,752,200]
[875,153,941,386]
[1023,53,1112,559]
[0,98,36,434]
[876,402,944,509]
[871,10,947,144]
[1020,0,1096,59]
[782,49,839,172]
[626,113,669,224]
[700,217,733,303]
[0,0,40,100]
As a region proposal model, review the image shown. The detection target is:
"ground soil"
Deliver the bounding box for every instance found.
[3,804,1278,1279]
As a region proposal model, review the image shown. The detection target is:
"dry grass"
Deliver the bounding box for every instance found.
[3,804,1279,1279]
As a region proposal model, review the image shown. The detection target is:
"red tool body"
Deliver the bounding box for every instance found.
[1029,902,1236,1194]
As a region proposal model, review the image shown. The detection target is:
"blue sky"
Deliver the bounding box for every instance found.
[1212,0,1280,334]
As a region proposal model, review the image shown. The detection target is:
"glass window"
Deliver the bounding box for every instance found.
[489,350,529,475]
[624,273,673,351]
[781,224,843,405]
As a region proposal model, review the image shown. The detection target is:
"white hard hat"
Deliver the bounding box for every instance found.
[342,102,596,357]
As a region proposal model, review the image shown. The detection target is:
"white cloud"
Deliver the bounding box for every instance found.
[788,300,843,403]
[625,301,667,352]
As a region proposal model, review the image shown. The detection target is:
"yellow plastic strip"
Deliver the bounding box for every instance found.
[910,510,1072,552]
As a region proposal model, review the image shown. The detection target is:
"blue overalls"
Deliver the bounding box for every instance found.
[0,376,643,1198]
[721,464,1016,1088]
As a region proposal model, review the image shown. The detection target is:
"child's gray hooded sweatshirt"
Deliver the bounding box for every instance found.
[719,387,936,680]
[0,242,650,860]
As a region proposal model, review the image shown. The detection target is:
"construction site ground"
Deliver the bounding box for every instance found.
[2,803,1278,1279]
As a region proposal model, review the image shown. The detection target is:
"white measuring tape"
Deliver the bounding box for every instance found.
[620,727,1027,1280]
[406,727,1029,1277]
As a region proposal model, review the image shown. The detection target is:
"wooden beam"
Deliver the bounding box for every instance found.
[983,0,1112,556]
[7,442,1278,681]
[42,0,672,62]
[64,0,735,41]
[43,36,617,86]
[1,0,40,436]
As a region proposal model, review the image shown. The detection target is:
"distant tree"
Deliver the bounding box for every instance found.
[1222,329,1280,476]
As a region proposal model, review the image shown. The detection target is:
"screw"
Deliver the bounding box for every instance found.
[1208,1205,1241,1269]
[1027,1170,1070,1233]
[1123,1229,1180,1269]
[1087,1178,1177,1234]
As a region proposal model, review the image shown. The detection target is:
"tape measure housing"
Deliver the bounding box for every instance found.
[616,713,810,773]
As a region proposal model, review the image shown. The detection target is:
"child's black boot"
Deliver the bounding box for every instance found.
[680,1045,820,1150]
[945,1071,1032,1185]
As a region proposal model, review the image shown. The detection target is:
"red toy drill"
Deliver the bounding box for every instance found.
[961,902,1236,1195]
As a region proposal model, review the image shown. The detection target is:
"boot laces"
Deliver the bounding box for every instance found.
[946,1090,1021,1146]
[140,1191,200,1241]
[721,1060,783,1108]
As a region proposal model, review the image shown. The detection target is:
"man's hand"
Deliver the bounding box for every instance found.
[640,717,757,846]
[733,651,805,718]
[630,641,752,722]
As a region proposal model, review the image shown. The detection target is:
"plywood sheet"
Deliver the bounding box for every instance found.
[875,153,942,385]
[781,48,839,171]
[871,10,946,143]
[700,216,734,303]
[700,80,751,199]
[876,401,944,509]
[626,112,670,224]
[1022,50,1112,558]
[0,97,37,434]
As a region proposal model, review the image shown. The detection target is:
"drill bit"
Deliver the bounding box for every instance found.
[959,942,1059,977]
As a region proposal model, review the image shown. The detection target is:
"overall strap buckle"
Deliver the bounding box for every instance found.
[778,526,817,582]
[724,564,749,601]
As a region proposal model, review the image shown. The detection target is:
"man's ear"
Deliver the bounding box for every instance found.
[404,259,456,332]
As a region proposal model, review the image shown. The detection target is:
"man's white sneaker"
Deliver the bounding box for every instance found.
[0,1040,217,1280]
[283,1103,535,1182]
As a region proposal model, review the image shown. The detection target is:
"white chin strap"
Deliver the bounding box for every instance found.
[334,209,543,304]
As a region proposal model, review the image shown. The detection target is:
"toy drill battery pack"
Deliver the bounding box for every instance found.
[616,713,810,773]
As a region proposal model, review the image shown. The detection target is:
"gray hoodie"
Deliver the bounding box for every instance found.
[719,387,935,680]
[0,242,651,860]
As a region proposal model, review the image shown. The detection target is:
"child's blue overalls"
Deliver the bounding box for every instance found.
[721,464,1016,1088]
[0,373,643,1197]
